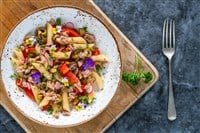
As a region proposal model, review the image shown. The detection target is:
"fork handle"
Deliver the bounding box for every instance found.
[168,59,177,121]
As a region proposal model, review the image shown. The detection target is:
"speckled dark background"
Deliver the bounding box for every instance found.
[1,0,200,133]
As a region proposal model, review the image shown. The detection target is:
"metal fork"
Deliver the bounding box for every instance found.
[162,19,177,121]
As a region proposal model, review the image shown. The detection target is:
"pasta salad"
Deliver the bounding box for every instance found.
[10,18,108,118]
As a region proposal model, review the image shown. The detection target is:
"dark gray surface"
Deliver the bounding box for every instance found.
[1,0,200,133]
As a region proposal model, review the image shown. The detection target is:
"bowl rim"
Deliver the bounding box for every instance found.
[0,5,122,127]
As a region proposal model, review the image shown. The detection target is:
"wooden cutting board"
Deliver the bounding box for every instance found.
[0,0,159,132]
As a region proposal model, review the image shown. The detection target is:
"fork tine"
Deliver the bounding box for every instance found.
[165,19,169,48]
[173,20,175,49]
[169,19,172,48]
[162,19,167,49]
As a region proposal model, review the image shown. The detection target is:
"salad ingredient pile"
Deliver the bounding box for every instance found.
[10,18,108,118]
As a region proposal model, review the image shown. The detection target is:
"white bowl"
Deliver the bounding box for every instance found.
[1,6,121,127]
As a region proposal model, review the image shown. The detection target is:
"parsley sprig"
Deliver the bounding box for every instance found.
[122,55,153,85]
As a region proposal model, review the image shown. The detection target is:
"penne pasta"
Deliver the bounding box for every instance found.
[30,85,40,104]
[39,96,50,108]
[10,56,22,66]
[67,37,87,44]
[11,48,24,66]
[92,71,103,90]
[13,48,24,59]
[72,43,94,49]
[91,54,108,62]
[46,22,53,45]
[35,44,41,53]
[62,89,70,112]
[51,51,71,60]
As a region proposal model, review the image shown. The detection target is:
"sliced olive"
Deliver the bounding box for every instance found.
[37,27,47,37]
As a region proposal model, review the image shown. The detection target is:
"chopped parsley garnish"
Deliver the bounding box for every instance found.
[83,26,88,31]
[47,107,53,114]
[51,73,55,80]
[10,73,19,79]
[56,18,61,25]
[78,96,89,104]
[41,44,46,48]
[28,53,34,58]
[57,102,62,106]
[64,52,68,57]
[95,62,103,76]
[36,38,43,45]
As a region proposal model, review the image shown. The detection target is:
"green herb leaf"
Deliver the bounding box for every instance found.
[95,62,103,75]
[57,102,62,106]
[122,72,140,85]
[47,107,53,114]
[10,73,19,79]
[83,26,88,31]
[56,18,61,25]
[78,96,89,104]
[40,44,46,48]
[122,55,153,85]
[122,71,153,85]
[28,53,34,58]
[51,73,55,80]
[143,72,153,83]
[36,38,43,45]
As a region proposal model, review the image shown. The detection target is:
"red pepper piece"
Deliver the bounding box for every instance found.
[16,79,35,100]
[62,28,80,37]
[59,63,69,76]
[24,88,35,100]
[16,79,22,87]
[22,47,35,58]
[74,85,85,95]
[41,103,51,111]
[92,48,100,55]
[65,71,79,83]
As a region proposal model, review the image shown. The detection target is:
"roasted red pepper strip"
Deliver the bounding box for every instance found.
[16,79,35,100]
[42,103,51,111]
[22,47,35,58]
[92,48,100,55]
[74,85,85,95]
[16,79,22,87]
[24,88,35,100]
[65,71,79,83]
[59,63,69,76]
[62,28,80,37]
